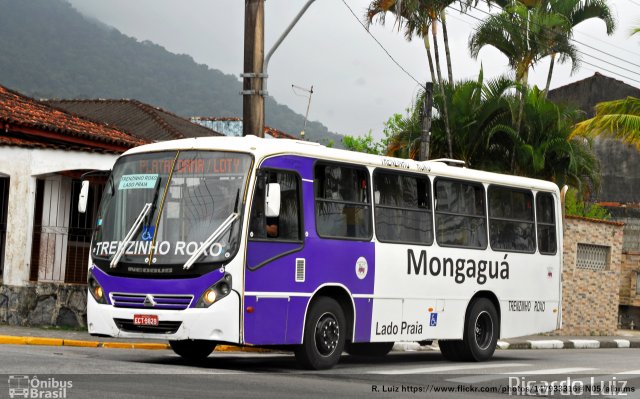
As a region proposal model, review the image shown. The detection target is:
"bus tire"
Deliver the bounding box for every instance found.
[346,342,394,357]
[169,339,216,361]
[295,297,346,370]
[462,298,499,361]
[439,340,465,361]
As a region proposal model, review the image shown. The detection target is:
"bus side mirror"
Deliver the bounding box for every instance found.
[265,183,281,218]
[78,180,89,214]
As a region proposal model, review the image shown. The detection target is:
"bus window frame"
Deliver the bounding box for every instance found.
[248,167,305,245]
[487,184,537,254]
[535,191,558,256]
[433,177,488,250]
[313,160,373,242]
[372,168,434,246]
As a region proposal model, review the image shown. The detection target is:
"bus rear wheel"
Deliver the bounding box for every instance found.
[346,342,394,357]
[440,298,499,362]
[295,297,346,370]
[169,339,216,361]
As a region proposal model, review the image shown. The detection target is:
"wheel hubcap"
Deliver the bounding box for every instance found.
[315,312,339,356]
[474,311,493,351]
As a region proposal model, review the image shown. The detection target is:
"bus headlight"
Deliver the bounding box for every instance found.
[88,273,107,304]
[197,273,232,308]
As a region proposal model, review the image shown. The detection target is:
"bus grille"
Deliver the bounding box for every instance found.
[111,293,193,310]
[113,318,182,334]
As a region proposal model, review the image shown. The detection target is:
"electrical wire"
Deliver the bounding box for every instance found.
[340,0,426,89]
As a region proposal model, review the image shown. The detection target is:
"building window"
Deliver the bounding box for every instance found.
[0,177,9,277]
[434,179,487,249]
[249,170,301,242]
[576,243,610,271]
[315,163,371,240]
[373,170,433,245]
[636,272,640,294]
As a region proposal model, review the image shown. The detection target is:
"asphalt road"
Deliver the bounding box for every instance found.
[1,345,639,398]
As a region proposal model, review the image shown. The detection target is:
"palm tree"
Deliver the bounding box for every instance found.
[366,0,455,157]
[572,96,640,149]
[469,2,578,138]
[542,0,615,95]
[491,86,600,190]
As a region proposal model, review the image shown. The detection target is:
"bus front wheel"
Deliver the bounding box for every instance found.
[295,297,346,370]
[169,339,216,361]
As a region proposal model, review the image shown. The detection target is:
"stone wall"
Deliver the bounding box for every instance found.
[0,282,86,328]
[556,216,624,335]
[619,253,640,328]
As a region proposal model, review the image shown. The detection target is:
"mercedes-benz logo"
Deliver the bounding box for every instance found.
[143,294,156,307]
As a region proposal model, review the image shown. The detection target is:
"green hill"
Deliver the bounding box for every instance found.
[0,0,343,146]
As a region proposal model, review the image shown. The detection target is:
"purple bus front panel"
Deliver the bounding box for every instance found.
[244,155,375,345]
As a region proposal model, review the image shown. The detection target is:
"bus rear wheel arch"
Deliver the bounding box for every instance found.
[440,297,499,362]
[295,296,347,370]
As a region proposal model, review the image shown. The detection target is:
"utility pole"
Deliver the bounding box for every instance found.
[419,82,434,161]
[242,0,265,137]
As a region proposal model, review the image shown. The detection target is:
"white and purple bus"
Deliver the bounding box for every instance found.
[82,135,562,369]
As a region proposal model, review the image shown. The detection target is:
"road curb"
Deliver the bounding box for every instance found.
[0,335,270,352]
[499,339,640,350]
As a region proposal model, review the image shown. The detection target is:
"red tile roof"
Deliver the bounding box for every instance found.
[0,85,146,152]
[45,99,220,141]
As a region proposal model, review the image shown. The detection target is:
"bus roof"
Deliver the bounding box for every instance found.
[122,135,559,193]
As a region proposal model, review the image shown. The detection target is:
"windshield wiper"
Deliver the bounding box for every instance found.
[183,212,239,270]
[110,202,152,268]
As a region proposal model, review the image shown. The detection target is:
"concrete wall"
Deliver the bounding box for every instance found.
[0,146,116,328]
[556,216,624,336]
[0,146,116,286]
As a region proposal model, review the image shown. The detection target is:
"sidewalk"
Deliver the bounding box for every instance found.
[1,324,639,352]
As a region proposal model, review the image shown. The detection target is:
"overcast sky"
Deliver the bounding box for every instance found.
[67,0,640,138]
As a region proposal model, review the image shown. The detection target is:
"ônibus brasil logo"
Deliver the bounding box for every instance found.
[8,375,72,399]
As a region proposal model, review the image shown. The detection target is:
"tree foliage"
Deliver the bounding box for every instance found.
[564,188,611,219]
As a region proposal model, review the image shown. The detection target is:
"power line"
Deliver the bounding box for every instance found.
[624,0,640,7]
[340,0,426,89]
[575,30,640,58]
[451,4,640,84]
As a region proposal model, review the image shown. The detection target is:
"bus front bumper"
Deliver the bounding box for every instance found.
[87,291,240,342]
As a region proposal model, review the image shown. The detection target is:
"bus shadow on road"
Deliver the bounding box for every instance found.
[127,350,534,373]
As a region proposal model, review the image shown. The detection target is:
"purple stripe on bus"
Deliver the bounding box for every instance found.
[91,266,223,308]
[353,297,373,342]
[243,295,288,345]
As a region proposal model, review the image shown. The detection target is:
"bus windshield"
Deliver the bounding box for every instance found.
[91,150,252,276]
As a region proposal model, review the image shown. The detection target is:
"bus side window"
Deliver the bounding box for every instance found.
[249,170,301,241]
[435,179,487,249]
[315,163,372,240]
[536,193,557,255]
[488,186,535,253]
[373,170,433,245]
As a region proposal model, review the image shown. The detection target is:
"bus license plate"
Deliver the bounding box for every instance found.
[133,314,158,326]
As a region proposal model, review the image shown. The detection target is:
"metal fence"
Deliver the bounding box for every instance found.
[30,177,102,284]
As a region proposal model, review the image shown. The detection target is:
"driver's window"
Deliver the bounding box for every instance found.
[249,170,301,241]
